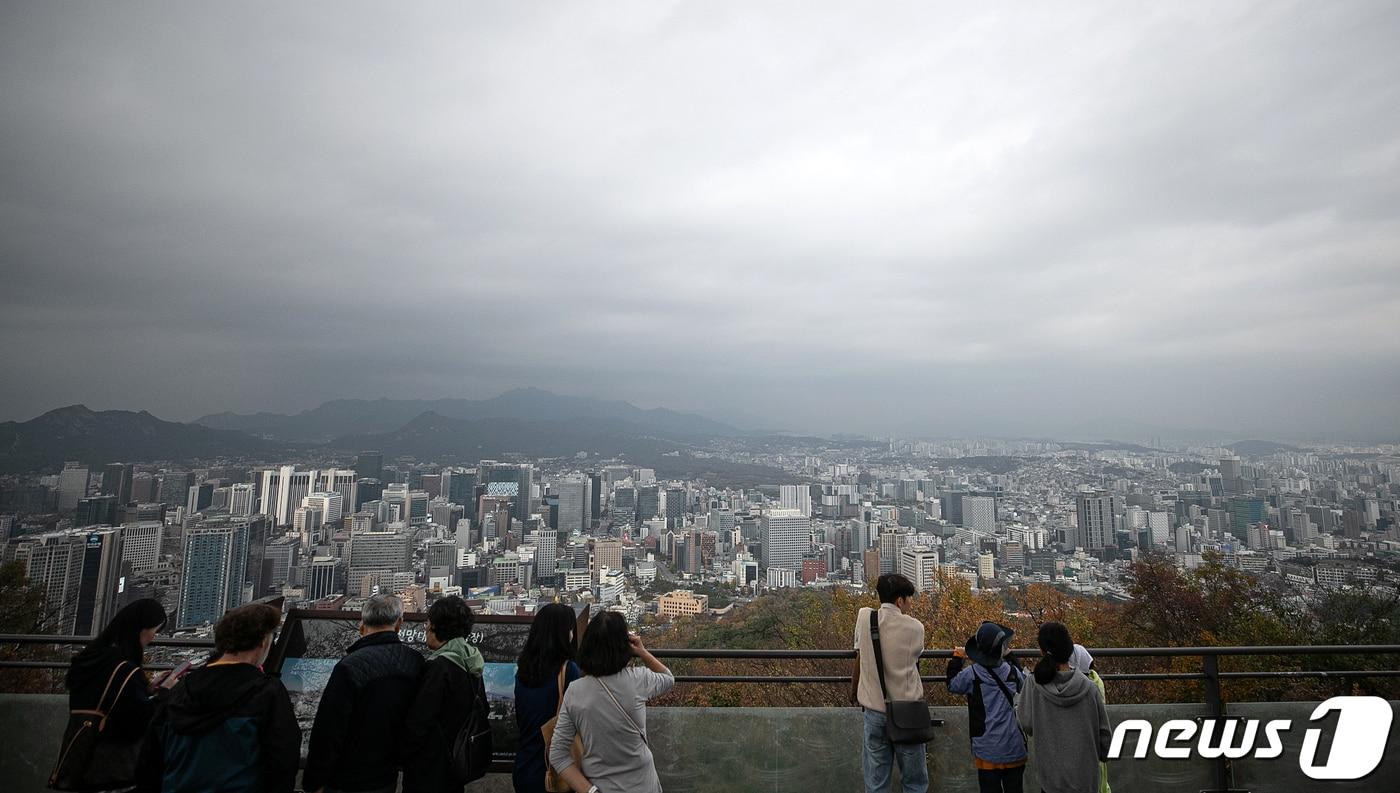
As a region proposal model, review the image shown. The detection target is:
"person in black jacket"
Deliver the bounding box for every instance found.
[136,603,300,793]
[62,598,170,790]
[304,593,426,793]
[403,596,484,793]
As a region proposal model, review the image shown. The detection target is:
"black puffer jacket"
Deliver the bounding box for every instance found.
[303,630,425,793]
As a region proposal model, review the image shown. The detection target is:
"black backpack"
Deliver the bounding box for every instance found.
[450,672,492,784]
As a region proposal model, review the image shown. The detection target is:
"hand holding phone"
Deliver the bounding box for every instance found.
[160,659,194,688]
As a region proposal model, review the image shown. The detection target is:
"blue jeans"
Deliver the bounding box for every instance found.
[862,709,929,793]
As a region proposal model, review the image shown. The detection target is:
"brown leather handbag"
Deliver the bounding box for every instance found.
[541,665,582,792]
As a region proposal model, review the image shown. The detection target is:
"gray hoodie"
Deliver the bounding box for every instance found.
[1016,669,1112,793]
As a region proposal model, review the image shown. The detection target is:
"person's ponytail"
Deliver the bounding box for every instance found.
[1034,622,1074,685]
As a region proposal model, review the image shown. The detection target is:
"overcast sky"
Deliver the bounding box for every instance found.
[2,2,1398,441]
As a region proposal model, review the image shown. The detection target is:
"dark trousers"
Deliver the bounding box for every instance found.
[976,765,1024,793]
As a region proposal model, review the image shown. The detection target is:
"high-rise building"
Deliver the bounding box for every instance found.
[592,538,624,581]
[1228,496,1266,541]
[308,556,342,600]
[780,485,813,517]
[21,528,123,635]
[185,483,215,515]
[664,485,687,529]
[157,471,194,508]
[636,485,662,521]
[317,469,359,514]
[1147,512,1171,546]
[899,546,939,593]
[120,522,164,571]
[1001,541,1026,571]
[482,462,534,522]
[444,468,478,510]
[554,477,587,534]
[1076,491,1116,550]
[302,492,344,529]
[57,463,90,512]
[355,451,384,482]
[588,472,602,527]
[962,496,996,533]
[228,483,256,517]
[978,552,996,582]
[179,521,250,628]
[760,509,809,573]
[879,528,909,575]
[74,496,119,528]
[258,467,317,527]
[347,531,412,596]
[100,463,133,504]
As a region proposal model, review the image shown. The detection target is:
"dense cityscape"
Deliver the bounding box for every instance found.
[4,415,1397,642]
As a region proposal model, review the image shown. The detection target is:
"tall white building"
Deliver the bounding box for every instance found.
[303,492,344,528]
[1147,512,1171,545]
[259,467,317,526]
[760,508,810,573]
[120,522,164,571]
[58,463,90,512]
[779,485,813,517]
[899,546,939,593]
[229,483,256,517]
[963,496,996,534]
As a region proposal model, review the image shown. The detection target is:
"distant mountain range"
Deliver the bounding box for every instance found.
[1225,439,1303,456]
[0,390,750,476]
[0,405,283,474]
[195,388,740,443]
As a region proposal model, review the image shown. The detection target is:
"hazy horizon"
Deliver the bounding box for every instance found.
[3,3,1398,442]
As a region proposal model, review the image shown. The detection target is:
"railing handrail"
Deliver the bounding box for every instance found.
[5,633,1400,658]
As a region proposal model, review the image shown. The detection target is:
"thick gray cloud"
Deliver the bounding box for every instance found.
[2,1,1398,441]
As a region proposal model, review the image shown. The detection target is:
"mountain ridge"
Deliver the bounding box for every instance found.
[195,387,740,442]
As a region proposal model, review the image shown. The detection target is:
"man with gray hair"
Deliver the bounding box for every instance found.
[303,594,425,793]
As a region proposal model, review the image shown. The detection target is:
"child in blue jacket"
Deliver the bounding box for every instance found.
[947,621,1027,793]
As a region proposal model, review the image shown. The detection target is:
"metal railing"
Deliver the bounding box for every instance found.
[4,632,1397,793]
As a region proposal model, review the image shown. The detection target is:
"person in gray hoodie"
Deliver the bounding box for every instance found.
[1016,623,1112,793]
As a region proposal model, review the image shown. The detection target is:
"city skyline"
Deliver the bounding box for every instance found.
[2,3,1399,441]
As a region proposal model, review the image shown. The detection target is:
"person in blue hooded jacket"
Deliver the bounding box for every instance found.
[946,621,1027,793]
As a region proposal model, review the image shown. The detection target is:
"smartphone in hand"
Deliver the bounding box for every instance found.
[159,659,194,688]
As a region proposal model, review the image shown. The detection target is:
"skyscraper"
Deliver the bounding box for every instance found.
[1228,496,1266,541]
[664,485,687,529]
[1075,491,1116,550]
[119,522,163,571]
[355,451,384,482]
[779,485,813,516]
[21,528,123,635]
[760,508,810,573]
[899,545,939,593]
[178,519,251,627]
[157,471,194,508]
[962,496,996,533]
[100,463,133,504]
[554,476,587,534]
[74,495,118,527]
[229,483,256,517]
[57,463,90,512]
[347,530,412,596]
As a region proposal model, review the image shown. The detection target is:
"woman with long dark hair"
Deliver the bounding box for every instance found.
[58,598,170,790]
[513,603,582,793]
[1015,623,1112,793]
[547,611,674,793]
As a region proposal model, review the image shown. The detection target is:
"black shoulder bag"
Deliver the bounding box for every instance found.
[869,610,933,744]
[450,671,493,784]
